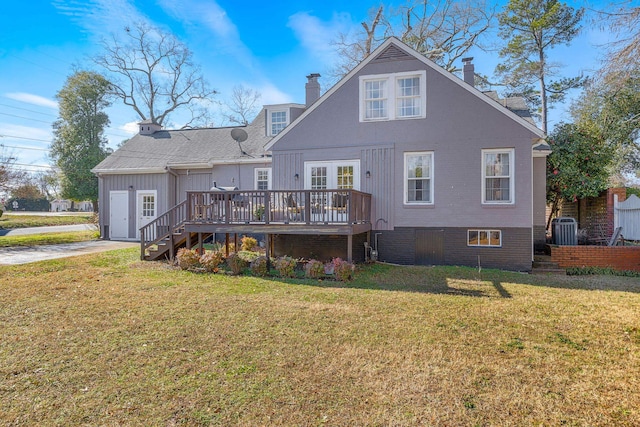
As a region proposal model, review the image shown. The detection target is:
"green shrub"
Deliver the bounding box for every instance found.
[176,248,201,271]
[237,250,260,263]
[241,236,258,251]
[226,252,248,275]
[566,266,640,277]
[332,257,355,281]
[304,259,325,279]
[275,256,297,278]
[250,256,270,277]
[200,250,224,273]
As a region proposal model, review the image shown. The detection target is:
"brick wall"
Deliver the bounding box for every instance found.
[551,188,627,242]
[550,245,640,272]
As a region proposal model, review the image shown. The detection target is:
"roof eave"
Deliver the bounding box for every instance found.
[265,37,545,151]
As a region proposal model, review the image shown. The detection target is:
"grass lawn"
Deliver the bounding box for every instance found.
[0,230,100,247]
[1,249,638,426]
[0,214,94,229]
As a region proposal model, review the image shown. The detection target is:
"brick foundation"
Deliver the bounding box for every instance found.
[550,245,640,272]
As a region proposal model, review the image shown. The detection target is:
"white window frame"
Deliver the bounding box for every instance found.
[303,160,360,191]
[359,70,426,122]
[404,151,434,205]
[482,148,515,205]
[254,167,271,190]
[268,109,288,136]
[468,229,502,247]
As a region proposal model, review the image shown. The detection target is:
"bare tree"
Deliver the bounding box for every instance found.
[0,146,25,195]
[331,6,385,81]
[222,85,262,126]
[95,22,217,128]
[597,3,640,82]
[331,1,494,80]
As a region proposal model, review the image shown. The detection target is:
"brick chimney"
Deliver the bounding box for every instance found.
[462,57,474,87]
[305,73,321,107]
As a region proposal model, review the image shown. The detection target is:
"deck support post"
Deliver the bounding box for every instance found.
[347,234,353,263]
[186,232,192,250]
[198,233,203,254]
[265,233,271,271]
[225,233,230,256]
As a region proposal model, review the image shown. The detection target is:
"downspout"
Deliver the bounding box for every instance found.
[165,166,179,208]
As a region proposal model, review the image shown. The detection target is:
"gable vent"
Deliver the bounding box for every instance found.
[372,44,413,63]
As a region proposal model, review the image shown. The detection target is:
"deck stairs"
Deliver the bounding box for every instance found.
[531,255,566,275]
[140,200,192,261]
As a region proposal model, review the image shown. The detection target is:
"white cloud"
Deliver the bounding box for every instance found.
[5,93,58,109]
[287,11,354,66]
[119,121,139,135]
[155,0,255,69]
[0,123,53,142]
[256,83,293,105]
[52,0,147,37]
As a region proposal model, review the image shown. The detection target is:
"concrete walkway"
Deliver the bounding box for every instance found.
[0,224,98,236]
[0,221,138,265]
[0,240,139,265]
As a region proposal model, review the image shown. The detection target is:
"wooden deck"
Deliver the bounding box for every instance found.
[140,189,372,261]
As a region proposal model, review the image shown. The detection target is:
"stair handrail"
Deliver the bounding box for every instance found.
[140,200,188,260]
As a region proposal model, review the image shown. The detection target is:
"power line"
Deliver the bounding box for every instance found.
[0,103,58,117]
[0,144,49,152]
[0,134,52,143]
[0,111,54,125]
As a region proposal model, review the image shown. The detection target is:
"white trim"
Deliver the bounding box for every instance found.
[209,157,272,166]
[109,190,130,240]
[303,160,360,190]
[254,167,272,190]
[403,151,434,205]
[482,148,515,205]
[268,108,289,136]
[359,70,427,122]
[265,37,544,151]
[467,229,502,247]
[135,190,157,240]
[93,167,168,175]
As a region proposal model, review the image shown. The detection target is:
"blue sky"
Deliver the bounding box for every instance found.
[0,0,626,175]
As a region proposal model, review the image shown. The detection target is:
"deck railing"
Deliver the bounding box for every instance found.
[140,200,188,259]
[186,189,371,225]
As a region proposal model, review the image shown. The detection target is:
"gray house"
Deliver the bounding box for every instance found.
[94,37,549,271]
[265,38,549,271]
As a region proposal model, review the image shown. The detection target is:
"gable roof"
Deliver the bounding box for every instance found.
[265,37,545,151]
[92,110,272,174]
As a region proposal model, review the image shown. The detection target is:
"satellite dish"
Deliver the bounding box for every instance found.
[231,128,248,143]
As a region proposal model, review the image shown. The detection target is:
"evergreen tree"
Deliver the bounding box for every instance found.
[496,0,585,133]
[51,71,112,211]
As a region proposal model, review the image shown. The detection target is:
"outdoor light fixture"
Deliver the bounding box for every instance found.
[128,185,134,190]
[366,171,371,178]
[294,173,299,180]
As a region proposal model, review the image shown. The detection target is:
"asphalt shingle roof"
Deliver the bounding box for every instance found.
[93,110,271,172]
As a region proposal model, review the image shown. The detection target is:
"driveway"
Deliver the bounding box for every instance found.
[0,224,98,236]
[0,221,138,265]
[0,240,139,265]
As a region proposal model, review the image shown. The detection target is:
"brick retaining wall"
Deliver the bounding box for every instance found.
[550,245,640,272]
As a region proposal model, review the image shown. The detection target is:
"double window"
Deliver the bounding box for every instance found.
[404,152,434,205]
[360,71,426,122]
[482,149,514,204]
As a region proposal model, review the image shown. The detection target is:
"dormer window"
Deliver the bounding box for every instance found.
[269,109,288,136]
[359,70,426,122]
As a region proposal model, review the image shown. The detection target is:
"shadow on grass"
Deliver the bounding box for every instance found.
[267,263,514,299]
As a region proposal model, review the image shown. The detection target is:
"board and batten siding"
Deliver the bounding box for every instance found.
[98,173,171,239]
[270,54,539,231]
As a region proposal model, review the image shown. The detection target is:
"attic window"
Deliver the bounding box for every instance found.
[359,70,426,122]
[269,109,288,136]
